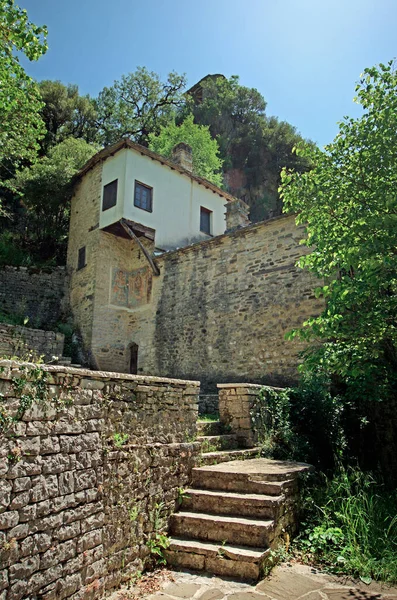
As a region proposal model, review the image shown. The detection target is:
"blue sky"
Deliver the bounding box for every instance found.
[20,0,396,147]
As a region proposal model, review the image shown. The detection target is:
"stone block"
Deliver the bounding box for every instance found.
[0,481,12,512]
[80,379,104,390]
[53,521,81,542]
[0,511,18,530]
[74,469,96,492]
[12,477,31,493]
[77,528,102,552]
[81,512,104,534]
[7,522,29,540]
[18,503,36,522]
[40,436,61,454]
[9,554,40,583]
[58,471,75,495]
[54,521,81,542]
[18,436,40,456]
[35,499,51,518]
[0,570,8,592]
[7,457,42,479]
[42,454,70,474]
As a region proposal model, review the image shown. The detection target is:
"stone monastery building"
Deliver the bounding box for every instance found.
[67,139,322,389]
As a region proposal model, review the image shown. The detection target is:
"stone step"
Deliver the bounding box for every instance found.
[192,458,310,493]
[193,469,295,496]
[169,510,275,548]
[181,488,285,519]
[166,537,271,581]
[198,434,239,452]
[199,447,261,466]
[197,420,222,436]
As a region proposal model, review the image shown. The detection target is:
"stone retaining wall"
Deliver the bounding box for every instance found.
[0,266,67,330]
[0,324,64,363]
[218,383,285,448]
[0,360,199,599]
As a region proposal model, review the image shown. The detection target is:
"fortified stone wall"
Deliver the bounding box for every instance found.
[0,266,67,329]
[0,324,64,362]
[0,360,199,600]
[82,214,323,388]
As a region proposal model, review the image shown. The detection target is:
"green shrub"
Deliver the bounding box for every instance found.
[254,374,345,467]
[290,372,345,470]
[0,232,33,267]
[253,386,298,460]
[296,468,397,583]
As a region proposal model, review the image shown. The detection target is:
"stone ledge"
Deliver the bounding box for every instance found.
[217,383,285,391]
[217,383,263,389]
[0,359,201,387]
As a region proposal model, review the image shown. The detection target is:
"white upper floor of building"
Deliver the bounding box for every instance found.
[77,139,234,251]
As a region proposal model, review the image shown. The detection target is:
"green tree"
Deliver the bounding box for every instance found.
[187,74,311,220]
[280,61,397,406]
[95,67,187,147]
[188,74,266,162]
[12,138,98,262]
[38,80,97,153]
[0,0,47,174]
[148,115,223,186]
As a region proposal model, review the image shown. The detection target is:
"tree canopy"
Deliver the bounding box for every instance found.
[12,138,98,262]
[0,0,47,173]
[95,67,187,147]
[38,80,97,153]
[188,75,311,220]
[149,115,223,187]
[280,61,397,405]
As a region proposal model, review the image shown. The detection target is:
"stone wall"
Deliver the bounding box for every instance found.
[71,213,323,388]
[0,360,199,600]
[218,383,287,449]
[198,394,219,416]
[0,324,64,362]
[218,383,264,448]
[0,266,67,330]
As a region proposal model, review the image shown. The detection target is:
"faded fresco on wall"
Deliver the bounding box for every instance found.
[111,267,151,309]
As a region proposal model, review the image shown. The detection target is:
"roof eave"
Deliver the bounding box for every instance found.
[73,139,236,202]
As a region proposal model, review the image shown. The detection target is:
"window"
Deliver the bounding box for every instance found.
[102,179,118,211]
[200,207,212,235]
[134,181,153,212]
[77,246,86,270]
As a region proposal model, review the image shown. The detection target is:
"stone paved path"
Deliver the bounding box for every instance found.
[111,563,397,600]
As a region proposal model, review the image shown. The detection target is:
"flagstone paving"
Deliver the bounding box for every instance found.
[110,563,397,600]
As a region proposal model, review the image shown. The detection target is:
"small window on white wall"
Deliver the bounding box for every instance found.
[102,179,118,211]
[200,207,212,235]
[134,181,153,212]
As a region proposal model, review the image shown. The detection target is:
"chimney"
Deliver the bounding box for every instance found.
[225,198,251,232]
[171,142,193,172]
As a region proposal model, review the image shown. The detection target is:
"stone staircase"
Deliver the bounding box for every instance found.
[196,418,261,466]
[166,418,311,580]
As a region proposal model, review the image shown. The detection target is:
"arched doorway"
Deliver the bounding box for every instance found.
[129,343,139,374]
